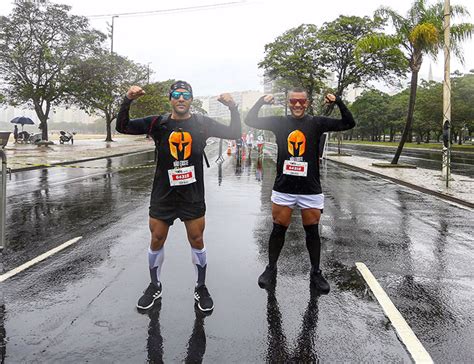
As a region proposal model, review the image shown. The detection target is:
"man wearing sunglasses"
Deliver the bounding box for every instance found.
[245,88,355,293]
[116,80,241,313]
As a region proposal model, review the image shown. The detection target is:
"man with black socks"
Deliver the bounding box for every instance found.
[245,88,355,293]
[117,81,241,312]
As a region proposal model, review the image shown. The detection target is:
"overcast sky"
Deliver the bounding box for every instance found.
[1,0,473,96]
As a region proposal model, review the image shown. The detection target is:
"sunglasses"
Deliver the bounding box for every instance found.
[170,91,192,100]
[289,98,307,106]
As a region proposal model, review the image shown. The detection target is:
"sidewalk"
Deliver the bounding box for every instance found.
[2,135,155,171]
[2,137,472,208]
[325,154,474,208]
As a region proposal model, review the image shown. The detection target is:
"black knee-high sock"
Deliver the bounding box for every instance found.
[268,223,288,268]
[303,224,321,271]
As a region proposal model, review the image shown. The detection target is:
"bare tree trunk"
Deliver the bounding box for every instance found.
[34,101,50,141]
[41,119,48,140]
[106,118,113,142]
[392,69,419,164]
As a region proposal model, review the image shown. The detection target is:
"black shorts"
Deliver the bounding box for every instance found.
[149,201,206,226]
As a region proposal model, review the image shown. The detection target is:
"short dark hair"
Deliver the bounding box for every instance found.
[288,87,307,97]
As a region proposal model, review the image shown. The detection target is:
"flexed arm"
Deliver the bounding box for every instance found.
[244,95,277,131]
[116,85,156,135]
[206,93,241,139]
[317,94,356,132]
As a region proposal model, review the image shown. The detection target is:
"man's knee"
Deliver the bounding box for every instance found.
[150,225,168,249]
[301,209,321,225]
[272,208,292,226]
[188,234,204,249]
[270,223,288,239]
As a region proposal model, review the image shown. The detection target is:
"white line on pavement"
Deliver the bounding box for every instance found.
[355,262,433,364]
[0,237,82,282]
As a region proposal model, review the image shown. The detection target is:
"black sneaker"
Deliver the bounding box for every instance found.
[137,282,162,310]
[258,265,277,288]
[310,269,330,294]
[194,285,214,312]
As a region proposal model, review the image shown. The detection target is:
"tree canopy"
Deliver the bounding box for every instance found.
[0,2,105,140]
[69,51,148,141]
[259,24,326,114]
[358,0,474,162]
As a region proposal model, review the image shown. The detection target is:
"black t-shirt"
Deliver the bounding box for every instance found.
[116,98,241,204]
[245,97,355,195]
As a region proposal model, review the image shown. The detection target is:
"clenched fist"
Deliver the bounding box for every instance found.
[324,94,336,104]
[127,85,145,100]
[262,95,275,105]
[218,93,236,108]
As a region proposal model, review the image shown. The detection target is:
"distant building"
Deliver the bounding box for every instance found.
[196,90,265,120]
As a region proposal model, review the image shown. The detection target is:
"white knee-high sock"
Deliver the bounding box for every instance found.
[148,247,164,287]
[191,247,207,287]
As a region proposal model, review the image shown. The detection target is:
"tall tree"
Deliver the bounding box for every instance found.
[69,51,148,141]
[258,24,327,114]
[360,0,473,163]
[351,90,391,141]
[320,15,406,99]
[319,15,407,153]
[387,90,410,142]
[413,80,442,142]
[0,2,105,140]
[452,71,474,143]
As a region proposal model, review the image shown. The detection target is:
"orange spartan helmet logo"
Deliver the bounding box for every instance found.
[169,129,192,160]
[287,130,306,157]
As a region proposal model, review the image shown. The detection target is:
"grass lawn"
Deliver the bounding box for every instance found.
[329,140,474,152]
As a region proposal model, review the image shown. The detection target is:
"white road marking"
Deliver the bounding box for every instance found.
[356,262,433,364]
[0,237,82,282]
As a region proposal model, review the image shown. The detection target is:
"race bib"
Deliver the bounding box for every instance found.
[283,160,308,177]
[168,166,196,186]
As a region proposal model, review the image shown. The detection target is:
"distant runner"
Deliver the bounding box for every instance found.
[256,134,264,157]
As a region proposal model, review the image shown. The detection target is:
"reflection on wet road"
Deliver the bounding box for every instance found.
[2,143,473,362]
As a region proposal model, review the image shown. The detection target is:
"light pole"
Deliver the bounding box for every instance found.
[0,132,10,250]
[147,62,151,84]
[442,0,451,187]
[110,15,119,54]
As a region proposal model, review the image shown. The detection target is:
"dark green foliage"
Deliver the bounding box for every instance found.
[0,2,105,140]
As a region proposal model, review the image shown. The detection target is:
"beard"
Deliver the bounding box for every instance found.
[173,103,190,115]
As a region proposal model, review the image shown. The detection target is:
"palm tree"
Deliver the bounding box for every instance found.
[362,0,473,164]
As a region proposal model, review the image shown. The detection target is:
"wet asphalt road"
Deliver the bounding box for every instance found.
[2,142,473,363]
[327,142,474,177]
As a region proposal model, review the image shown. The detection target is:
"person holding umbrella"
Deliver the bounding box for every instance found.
[10,116,35,132]
[13,125,18,143]
[10,116,35,143]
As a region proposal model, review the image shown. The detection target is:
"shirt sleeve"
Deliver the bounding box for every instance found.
[116,97,158,135]
[244,97,278,131]
[205,106,242,139]
[316,97,356,133]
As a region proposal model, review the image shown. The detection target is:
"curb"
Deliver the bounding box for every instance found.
[327,142,474,155]
[326,158,474,209]
[8,148,155,173]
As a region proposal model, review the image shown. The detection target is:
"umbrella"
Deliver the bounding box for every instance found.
[10,116,35,131]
